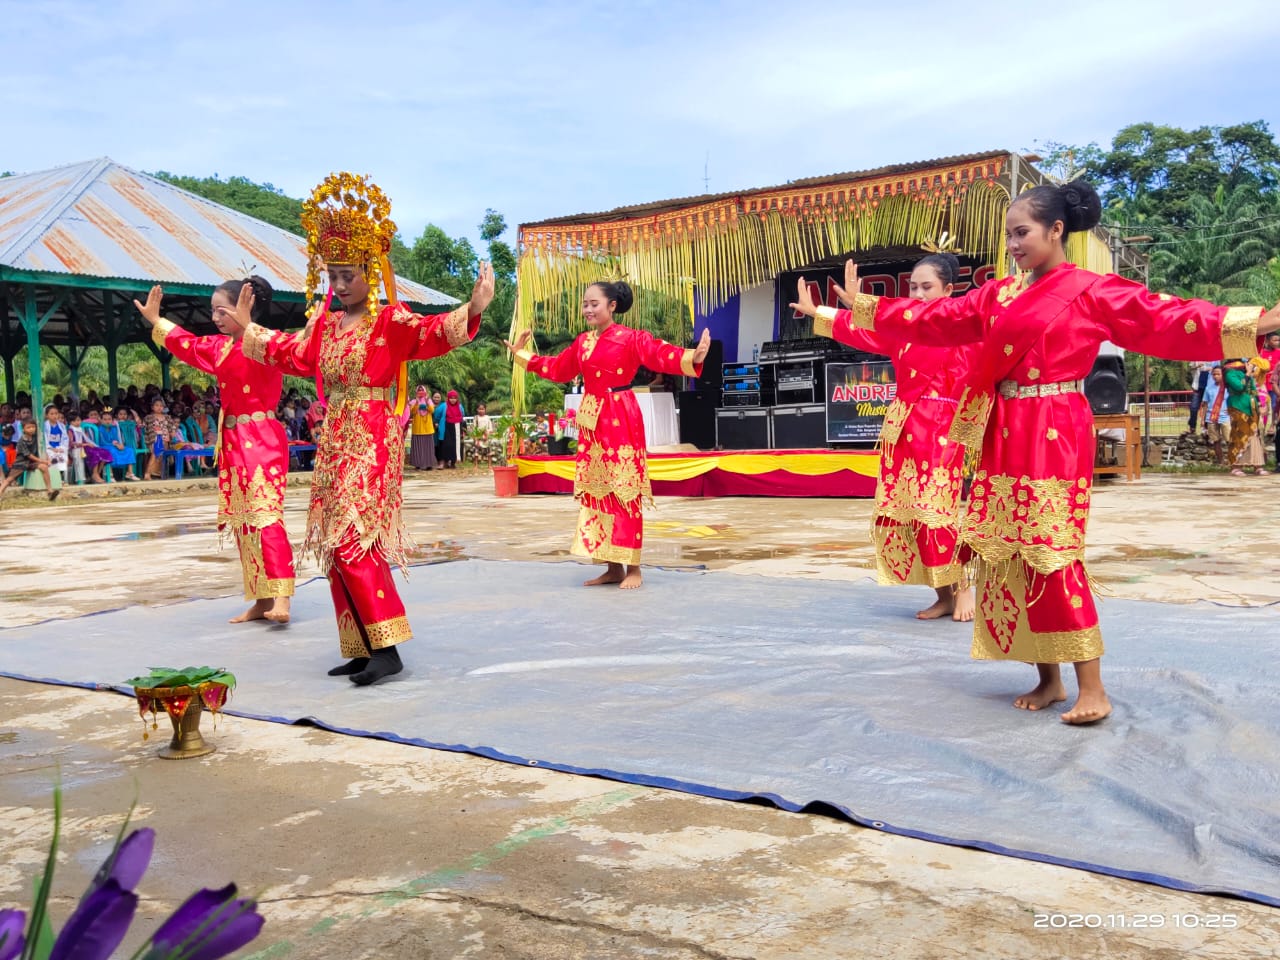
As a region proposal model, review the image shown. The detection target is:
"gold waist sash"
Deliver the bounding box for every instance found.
[223,411,277,429]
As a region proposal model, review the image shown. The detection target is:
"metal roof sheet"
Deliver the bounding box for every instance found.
[519,150,1018,228]
[0,158,458,307]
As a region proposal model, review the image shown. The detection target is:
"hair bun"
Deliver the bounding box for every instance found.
[1060,179,1102,232]
[612,280,634,315]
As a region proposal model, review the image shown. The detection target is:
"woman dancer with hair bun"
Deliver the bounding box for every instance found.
[793,178,1280,724]
[134,276,296,625]
[506,280,711,590]
[800,252,979,622]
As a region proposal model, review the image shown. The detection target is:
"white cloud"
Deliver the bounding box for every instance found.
[0,0,1276,245]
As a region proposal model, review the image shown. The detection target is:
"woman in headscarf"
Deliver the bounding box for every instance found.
[441,390,465,468]
[402,385,438,470]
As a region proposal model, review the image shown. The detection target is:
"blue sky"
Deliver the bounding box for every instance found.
[2,0,1278,249]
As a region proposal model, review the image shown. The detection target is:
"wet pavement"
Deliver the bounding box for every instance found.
[1,468,1278,957]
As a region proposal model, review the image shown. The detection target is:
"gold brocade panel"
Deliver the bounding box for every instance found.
[219,464,285,532]
[963,472,1089,573]
[875,457,964,529]
[574,440,650,512]
[972,558,1103,663]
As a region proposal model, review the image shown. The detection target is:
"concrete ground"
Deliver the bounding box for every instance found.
[1,468,1277,958]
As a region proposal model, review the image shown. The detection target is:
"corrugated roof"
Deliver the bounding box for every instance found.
[520,150,1017,228]
[0,158,458,307]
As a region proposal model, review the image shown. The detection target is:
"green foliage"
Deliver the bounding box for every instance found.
[125,666,236,690]
[151,172,305,236]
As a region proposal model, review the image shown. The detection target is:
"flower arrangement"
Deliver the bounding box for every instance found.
[0,789,263,960]
[554,408,575,440]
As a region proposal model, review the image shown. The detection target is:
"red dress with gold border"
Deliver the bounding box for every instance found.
[243,303,479,657]
[816,312,980,588]
[152,319,295,601]
[516,325,702,564]
[841,263,1262,664]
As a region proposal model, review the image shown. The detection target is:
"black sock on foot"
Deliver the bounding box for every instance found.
[327,657,369,676]
[350,646,403,686]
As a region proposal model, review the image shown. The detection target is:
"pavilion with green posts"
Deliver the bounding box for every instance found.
[0,158,455,429]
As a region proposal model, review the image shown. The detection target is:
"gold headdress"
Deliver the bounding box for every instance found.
[301,172,398,318]
[301,172,410,413]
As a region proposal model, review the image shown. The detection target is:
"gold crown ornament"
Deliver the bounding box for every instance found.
[301,172,399,318]
[301,172,410,414]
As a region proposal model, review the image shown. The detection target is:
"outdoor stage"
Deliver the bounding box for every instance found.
[515,449,879,497]
[1,558,1277,909]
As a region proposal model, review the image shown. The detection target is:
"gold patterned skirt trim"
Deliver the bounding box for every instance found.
[571,538,642,565]
[972,624,1103,664]
[872,520,963,587]
[251,577,295,601]
[364,615,412,649]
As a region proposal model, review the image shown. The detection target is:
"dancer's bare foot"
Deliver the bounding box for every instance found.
[263,597,291,624]
[584,563,625,587]
[1014,681,1067,711]
[1062,690,1112,724]
[951,586,975,623]
[230,599,272,623]
[619,565,643,590]
[1014,664,1067,711]
[916,587,954,620]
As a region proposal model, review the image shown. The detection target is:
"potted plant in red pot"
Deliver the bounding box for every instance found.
[491,415,531,497]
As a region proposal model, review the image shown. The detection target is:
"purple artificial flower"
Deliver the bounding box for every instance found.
[146,884,264,960]
[49,879,138,960]
[88,828,155,897]
[0,909,25,960]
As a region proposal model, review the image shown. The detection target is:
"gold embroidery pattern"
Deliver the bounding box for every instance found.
[946,388,992,448]
[571,506,642,564]
[851,292,879,330]
[979,577,1019,654]
[305,314,413,573]
[1221,305,1260,360]
[441,305,471,347]
[580,329,601,363]
[219,464,285,532]
[963,472,1089,573]
[972,560,1104,662]
[995,273,1031,307]
[152,317,178,348]
[878,398,909,446]
[512,348,534,370]
[242,322,272,364]
[679,348,699,378]
[365,615,412,649]
[575,439,650,510]
[813,306,837,339]
[876,455,964,529]
[873,521,962,586]
[877,525,915,583]
[575,393,603,431]
[337,609,366,658]
[236,529,267,601]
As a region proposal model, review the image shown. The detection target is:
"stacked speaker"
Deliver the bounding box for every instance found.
[678,338,722,449]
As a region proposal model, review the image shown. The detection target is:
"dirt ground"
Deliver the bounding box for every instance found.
[1,468,1277,958]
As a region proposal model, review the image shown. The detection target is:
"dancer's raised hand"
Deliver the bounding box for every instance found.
[469,261,496,315]
[227,281,255,332]
[503,329,533,354]
[789,276,818,318]
[132,285,164,327]
[832,259,860,308]
[692,327,712,364]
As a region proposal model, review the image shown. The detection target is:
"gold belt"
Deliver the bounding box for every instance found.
[328,386,392,405]
[996,378,1085,400]
[223,411,277,429]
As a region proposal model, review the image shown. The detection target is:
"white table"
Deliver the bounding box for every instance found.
[563,391,679,449]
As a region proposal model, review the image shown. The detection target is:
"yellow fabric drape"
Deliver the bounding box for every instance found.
[515,451,880,482]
